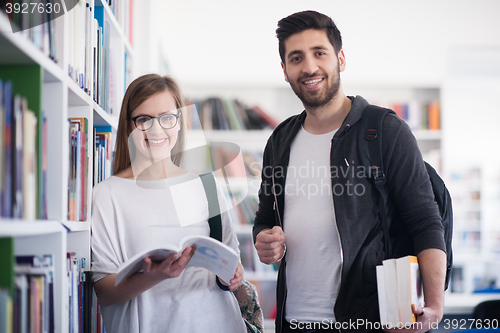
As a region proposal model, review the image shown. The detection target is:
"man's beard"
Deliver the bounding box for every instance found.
[288,68,341,109]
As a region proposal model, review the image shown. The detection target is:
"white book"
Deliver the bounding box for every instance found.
[22,108,37,221]
[407,100,421,131]
[115,235,239,286]
[382,258,399,328]
[14,274,28,333]
[376,265,388,326]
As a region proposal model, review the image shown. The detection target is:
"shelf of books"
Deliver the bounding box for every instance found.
[446,167,500,296]
[0,0,134,331]
[343,86,442,172]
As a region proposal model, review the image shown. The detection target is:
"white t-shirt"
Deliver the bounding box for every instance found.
[284,126,342,323]
[91,173,247,333]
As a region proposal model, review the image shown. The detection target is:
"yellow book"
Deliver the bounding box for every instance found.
[396,255,424,324]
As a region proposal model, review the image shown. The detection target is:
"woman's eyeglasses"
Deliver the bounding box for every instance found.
[131,113,181,131]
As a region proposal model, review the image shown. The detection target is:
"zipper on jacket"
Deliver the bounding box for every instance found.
[272,171,283,228]
[343,123,351,167]
[331,137,344,331]
[272,169,287,332]
[333,209,344,332]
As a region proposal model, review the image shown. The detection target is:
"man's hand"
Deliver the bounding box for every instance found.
[383,248,446,333]
[383,303,441,333]
[255,226,285,264]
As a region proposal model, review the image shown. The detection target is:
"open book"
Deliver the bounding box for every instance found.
[115,235,239,286]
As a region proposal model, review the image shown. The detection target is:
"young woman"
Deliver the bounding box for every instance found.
[91,74,247,333]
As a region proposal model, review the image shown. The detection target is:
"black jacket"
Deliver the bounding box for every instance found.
[252,96,445,333]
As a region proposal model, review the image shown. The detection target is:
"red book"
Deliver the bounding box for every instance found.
[392,103,404,120]
[252,106,279,128]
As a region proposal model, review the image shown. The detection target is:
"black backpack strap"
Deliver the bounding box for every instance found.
[358,105,395,259]
[199,172,223,242]
[199,173,233,291]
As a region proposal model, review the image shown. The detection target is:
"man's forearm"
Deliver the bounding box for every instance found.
[417,248,447,317]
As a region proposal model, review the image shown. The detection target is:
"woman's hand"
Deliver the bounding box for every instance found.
[142,246,196,281]
[94,246,196,306]
[219,263,244,291]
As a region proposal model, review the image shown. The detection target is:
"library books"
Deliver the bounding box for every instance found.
[230,194,258,225]
[187,97,278,131]
[209,144,247,178]
[68,120,114,221]
[68,118,89,222]
[16,254,55,333]
[93,126,113,186]
[205,144,262,178]
[0,79,46,220]
[376,255,424,328]
[0,240,59,333]
[66,0,133,115]
[391,101,440,131]
[3,1,58,61]
[67,255,105,333]
[108,0,134,45]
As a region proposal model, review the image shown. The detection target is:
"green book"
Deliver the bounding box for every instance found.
[0,238,15,293]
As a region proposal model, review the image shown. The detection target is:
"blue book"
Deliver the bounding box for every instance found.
[0,80,3,215]
[94,6,104,108]
[94,6,104,28]
[12,96,23,219]
[94,126,112,133]
[2,81,13,218]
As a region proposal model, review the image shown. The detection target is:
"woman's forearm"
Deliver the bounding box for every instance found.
[94,271,164,306]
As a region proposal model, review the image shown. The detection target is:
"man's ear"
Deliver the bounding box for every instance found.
[281,62,289,82]
[338,49,346,72]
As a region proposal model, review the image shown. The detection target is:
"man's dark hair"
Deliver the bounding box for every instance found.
[276,10,343,64]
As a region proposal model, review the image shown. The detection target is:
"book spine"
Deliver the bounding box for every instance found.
[2,81,12,217]
[13,95,23,219]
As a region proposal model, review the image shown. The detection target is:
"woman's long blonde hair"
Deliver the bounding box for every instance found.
[113,74,186,175]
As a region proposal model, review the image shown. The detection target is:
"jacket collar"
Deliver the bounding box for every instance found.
[270,95,370,167]
[333,95,369,138]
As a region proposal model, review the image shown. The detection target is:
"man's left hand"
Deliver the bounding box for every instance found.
[383,304,442,333]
